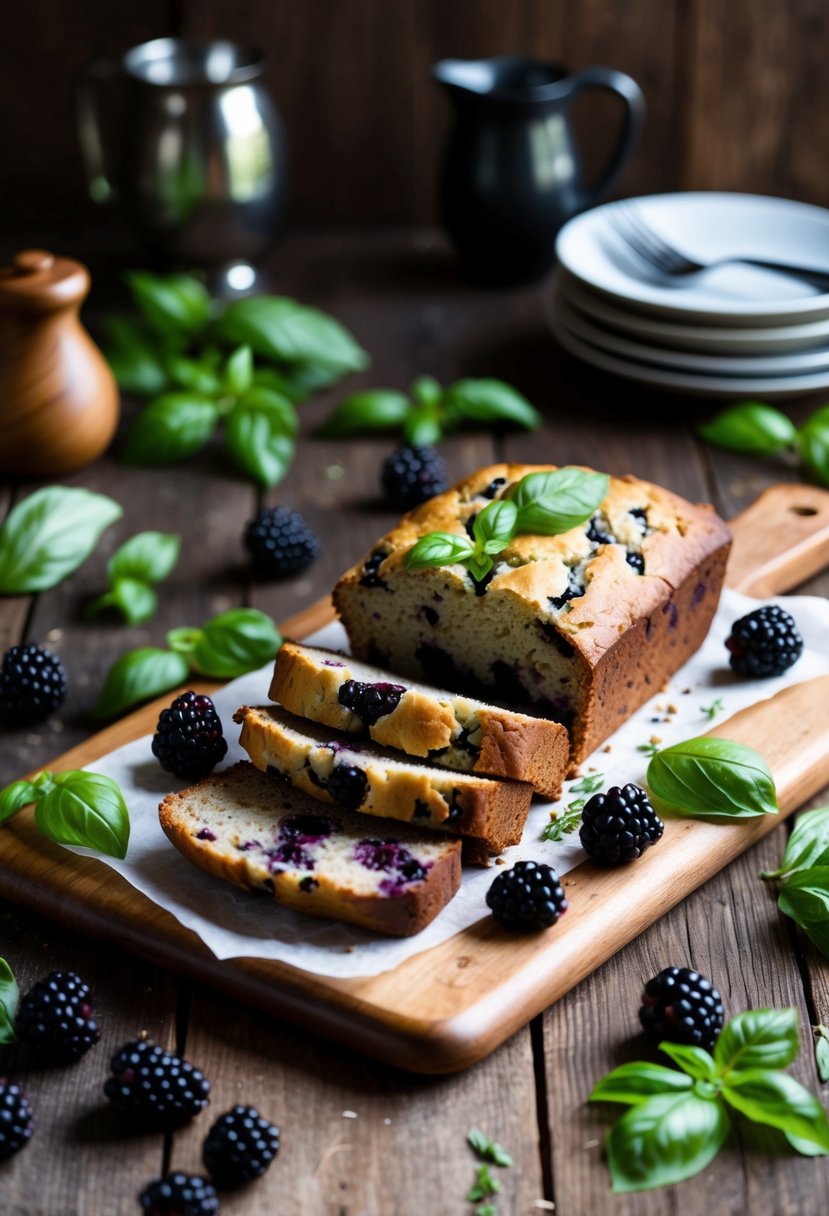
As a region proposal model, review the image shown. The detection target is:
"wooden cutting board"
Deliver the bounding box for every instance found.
[3,482,829,1075]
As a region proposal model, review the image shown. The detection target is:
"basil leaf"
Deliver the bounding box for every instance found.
[799,417,829,488]
[714,1008,800,1074]
[214,297,369,373]
[225,390,297,487]
[122,394,220,465]
[0,958,19,1044]
[270,361,346,396]
[320,390,411,437]
[164,353,222,396]
[473,499,518,554]
[94,647,190,718]
[778,869,829,957]
[697,401,798,454]
[224,344,254,396]
[646,736,778,820]
[0,779,41,825]
[411,375,442,408]
[190,608,282,678]
[722,1069,829,1152]
[103,316,169,396]
[605,1091,729,1192]
[405,532,475,570]
[252,366,315,405]
[510,468,610,535]
[589,1061,693,1106]
[108,531,181,585]
[814,1026,829,1083]
[86,578,158,626]
[36,771,130,859]
[0,487,123,595]
[659,1042,717,1081]
[443,378,540,430]
[402,407,443,447]
[467,552,494,582]
[763,806,829,879]
[126,271,211,335]
[466,1127,514,1166]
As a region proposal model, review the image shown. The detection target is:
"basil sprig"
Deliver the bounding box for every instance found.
[646,736,778,820]
[591,1008,829,1192]
[0,957,19,1044]
[697,399,829,487]
[94,608,282,718]
[86,531,180,626]
[404,468,609,577]
[320,376,540,444]
[0,770,130,859]
[0,487,122,595]
[761,806,829,959]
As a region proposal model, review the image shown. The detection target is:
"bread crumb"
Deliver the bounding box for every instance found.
[344,945,355,953]
[649,734,662,745]
[682,687,692,695]
[667,704,678,714]
[602,744,612,753]
[495,857,506,865]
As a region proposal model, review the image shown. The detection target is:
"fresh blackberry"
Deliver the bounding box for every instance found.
[244,505,320,579]
[15,970,100,1061]
[139,1172,219,1215]
[0,644,67,726]
[640,967,724,1051]
[486,860,568,931]
[380,445,448,510]
[104,1040,210,1127]
[202,1104,280,1187]
[726,604,803,678]
[579,783,663,865]
[326,764,368,808]
[338,679,406,725]
[152,691,228,781]
[0,1077,33,1160]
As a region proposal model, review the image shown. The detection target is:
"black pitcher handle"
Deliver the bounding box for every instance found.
[566,67,645,209]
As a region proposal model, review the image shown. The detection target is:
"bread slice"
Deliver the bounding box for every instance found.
[234,704,533,857]
[269,641,570,798]
[159,762,462,937]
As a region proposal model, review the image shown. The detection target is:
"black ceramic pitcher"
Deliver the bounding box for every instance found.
[433,56,645,286]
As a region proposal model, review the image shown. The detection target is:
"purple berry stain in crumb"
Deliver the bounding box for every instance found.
[353,839,430,892]
[196,827,217,841]
[238,840,261,852]
[663,601,680,631]
[691,581,707,608]
[267,840,315,871]
[279,813,335,844]
[322,659,346,668]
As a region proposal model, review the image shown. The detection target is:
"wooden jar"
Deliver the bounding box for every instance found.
[0,250,120,477]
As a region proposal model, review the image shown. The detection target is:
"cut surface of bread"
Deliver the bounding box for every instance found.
[159,762,462,937]
[234,703,533,856]
[269,641,569,798]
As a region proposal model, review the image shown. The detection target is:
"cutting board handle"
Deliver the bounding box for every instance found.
[725,482,829,597]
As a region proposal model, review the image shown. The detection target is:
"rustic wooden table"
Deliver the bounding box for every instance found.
[2,229,829,1216]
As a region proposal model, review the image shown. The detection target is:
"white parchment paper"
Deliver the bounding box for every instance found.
[71,589,829,978]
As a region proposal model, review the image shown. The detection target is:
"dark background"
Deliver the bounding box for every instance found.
[3,0,829,234]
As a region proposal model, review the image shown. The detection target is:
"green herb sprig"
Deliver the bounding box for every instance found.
[86,531,180,626]
[0,958,19,1044]
[466,1128,512,1214]
[94,607,282,719]
[320,376,540,446]
[541,801,584,842]
[697,400,829,487]
[814,1025,829,1083]
[646,736,778,820]
[0,487,122,595]
[405,468,609,581]
[0,771,130,859]
[700,697,724,721]
[761,806,829,959]
[590,1008,829,1192]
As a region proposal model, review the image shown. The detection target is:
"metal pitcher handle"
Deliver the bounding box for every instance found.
[74,59,124,205]
[566,67,646,209]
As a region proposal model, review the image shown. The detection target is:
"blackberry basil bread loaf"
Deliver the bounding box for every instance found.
[333,463,731,766]
[234,703,533,857]
[159,762,462,937]
[269,641,570,798]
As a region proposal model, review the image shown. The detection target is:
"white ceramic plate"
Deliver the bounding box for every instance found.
[552,285,829,376]
[556,193,829,325]
[558,269,829,354]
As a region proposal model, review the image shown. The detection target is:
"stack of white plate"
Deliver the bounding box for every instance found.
[551,193,829,398]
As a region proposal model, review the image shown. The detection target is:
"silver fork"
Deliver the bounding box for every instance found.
[608,202,829,290]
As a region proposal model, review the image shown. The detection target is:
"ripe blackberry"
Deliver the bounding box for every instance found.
[726,604,803,678]
[0,644,67,726]
[244,505,320,579]
[579,783,663,865]
[202,1104,280,1187]
[640,967,724,1051]
[486,860,568,931]
[337,679,406,725]
[139,1173,219,1215]
[0,1077,33,1160]
[104,1040,210,1127]
[152,691,228,781]
[326,764,368,808]
[380,446,448,510]
[15,970,100,1061]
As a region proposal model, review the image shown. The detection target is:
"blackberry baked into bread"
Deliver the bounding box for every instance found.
[333,463,731,766]
[269,641,570,798]
[159,762,462,937]
[234,703,533,857]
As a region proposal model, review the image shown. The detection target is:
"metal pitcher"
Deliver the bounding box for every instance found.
[77,38,286,285]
